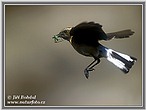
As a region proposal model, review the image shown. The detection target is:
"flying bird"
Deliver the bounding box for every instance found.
[53,22,137,79]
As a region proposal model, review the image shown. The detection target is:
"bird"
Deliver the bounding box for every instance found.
[52,22,137,79]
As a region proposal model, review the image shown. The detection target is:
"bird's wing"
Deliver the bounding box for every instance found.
[70,22,107,46]
[70,22,135,45]
[106,29,135,40]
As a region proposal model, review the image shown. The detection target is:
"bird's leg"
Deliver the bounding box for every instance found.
[84,59,96,79]
[84,58,100,79]
[88,58,100,70]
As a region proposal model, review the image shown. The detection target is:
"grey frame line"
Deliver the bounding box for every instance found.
[2,1,145,109]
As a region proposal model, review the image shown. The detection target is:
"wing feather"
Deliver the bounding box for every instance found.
[70,22,107,46]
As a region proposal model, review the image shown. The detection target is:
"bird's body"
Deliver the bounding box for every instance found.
[70,37,98,57]
[53,22,137,79]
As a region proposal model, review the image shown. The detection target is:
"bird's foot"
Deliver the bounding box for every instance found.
[84,68,95,79]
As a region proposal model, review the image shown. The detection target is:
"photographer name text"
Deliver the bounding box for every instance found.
[11,95,36,100]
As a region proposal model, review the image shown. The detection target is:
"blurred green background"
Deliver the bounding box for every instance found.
[5,5,142,106]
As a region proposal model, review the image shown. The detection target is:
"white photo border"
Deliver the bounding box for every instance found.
[2,1,145,109]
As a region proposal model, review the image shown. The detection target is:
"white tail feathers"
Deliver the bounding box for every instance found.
[105,48,137,73]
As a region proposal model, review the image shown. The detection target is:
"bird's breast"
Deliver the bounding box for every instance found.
[70,41,99,57]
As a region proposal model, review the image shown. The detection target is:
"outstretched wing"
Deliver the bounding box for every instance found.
[70,22,135,46]
[70,22,107,46]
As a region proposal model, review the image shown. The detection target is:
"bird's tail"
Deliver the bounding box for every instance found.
[99,45,137,73]
[106,29,135,40]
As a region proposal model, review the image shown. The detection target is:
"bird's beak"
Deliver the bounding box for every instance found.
[52,34,64,43]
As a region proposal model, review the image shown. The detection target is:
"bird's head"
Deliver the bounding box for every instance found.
[52,27,72,43]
